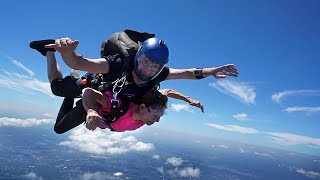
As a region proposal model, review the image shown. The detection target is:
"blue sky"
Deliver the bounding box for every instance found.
[0,0,320,156]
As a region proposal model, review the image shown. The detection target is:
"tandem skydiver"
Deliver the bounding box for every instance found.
[30,29,237,133]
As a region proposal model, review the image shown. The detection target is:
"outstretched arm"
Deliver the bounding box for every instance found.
[166,64,239,80]
[45,38,109,73]
[160,89,204,113]
[82,88,108,131]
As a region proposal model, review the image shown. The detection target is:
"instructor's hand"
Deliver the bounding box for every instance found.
[212,64,239,78]
[45,37,79,56]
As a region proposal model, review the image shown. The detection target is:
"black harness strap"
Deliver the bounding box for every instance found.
[100,93,131,131]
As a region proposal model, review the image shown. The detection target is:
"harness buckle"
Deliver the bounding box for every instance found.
[111,93,119,108]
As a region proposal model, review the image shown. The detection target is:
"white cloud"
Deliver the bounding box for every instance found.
[157,167,164,174]
[21,172,43,180]
[81,172,117,180]
[293,168,320,179]
[208,121,320,150]
[207,123,259,134]
[113,172,123,177]
[152,154,161,160]
[166,157,184,166]
[272,90,320,104]
[265,132,320,147]
[178,167,200,177]
[253,152,271,158]
[0,69,53,97]
[239,148,247,153]
[59,126,154,155]
[308,144,320,149]
[10,59,35,77]
[233,113,248,121]
[284,106,320,114]
[207,113,217,118]
[170,103,193,112]
[207,123,320,148]
[0,117,54,127]
[209,79,256,105]
[168,167,200,178]
[219,144,228,149]
[43,113,55,119]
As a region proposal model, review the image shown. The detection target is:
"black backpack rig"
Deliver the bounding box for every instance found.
[78,29,159,131]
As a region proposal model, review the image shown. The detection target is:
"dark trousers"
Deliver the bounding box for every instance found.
[51,75,87,134]
[54,98,87,134]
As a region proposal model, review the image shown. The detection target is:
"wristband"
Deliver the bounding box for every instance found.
[193,68,204,79]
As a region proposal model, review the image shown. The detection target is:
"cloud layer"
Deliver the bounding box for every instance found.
[233,113,248,121]
[284,106,320,114]
[0,117,54,127]
[266,132,320,147]
[170,103,193,112]
[293,168,320,179]
[207,123,320,148]
[166,157,184,166]
[21,172,43,180]
[272,90,320,104]
[209,80,256,105]
[0,58,53,97]
[271,90,320,116]
[168,167,200,178]
[59,126,154,155]
[207,123,259,134]
[81,172,120,180]
[10,58,35,77]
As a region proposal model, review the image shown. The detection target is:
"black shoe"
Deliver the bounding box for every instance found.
[29,39,56,56]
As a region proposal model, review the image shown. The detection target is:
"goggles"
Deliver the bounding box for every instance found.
[134,53,166,81]
[147,106,167,118]
[137,54,161,78]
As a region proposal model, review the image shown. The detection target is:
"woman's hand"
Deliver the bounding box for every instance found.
[85,109,103,131]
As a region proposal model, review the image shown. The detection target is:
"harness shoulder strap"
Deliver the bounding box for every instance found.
[100,93,131,131]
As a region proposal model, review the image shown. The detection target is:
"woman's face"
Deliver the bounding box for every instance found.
[141,106,166,126]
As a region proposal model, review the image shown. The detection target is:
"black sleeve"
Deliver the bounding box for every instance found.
[102,54,125,81]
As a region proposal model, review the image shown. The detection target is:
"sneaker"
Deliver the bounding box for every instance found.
[29,39,56,56]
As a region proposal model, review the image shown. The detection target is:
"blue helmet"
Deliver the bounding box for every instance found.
[134,38,169,81]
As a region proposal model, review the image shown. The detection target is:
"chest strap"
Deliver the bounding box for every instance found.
[100,93,131,131]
